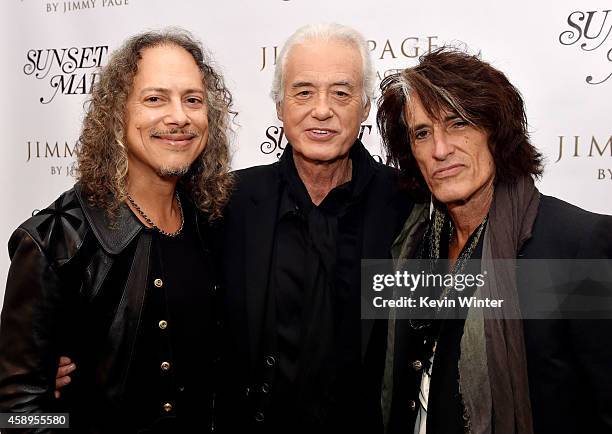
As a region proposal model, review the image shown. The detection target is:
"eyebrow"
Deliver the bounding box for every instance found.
[290,81,313,89]
[289,80,355,89]
[412,113,462,131]
[139,87,205,95]
[331,80,355,89]
[412,122,430,132]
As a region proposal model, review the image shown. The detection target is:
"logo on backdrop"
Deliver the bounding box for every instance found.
[23,45,109,103]
[260,125,375,160]
[559,9,612,85]
[26,140,79,177]
[555,135,612,180]
[367,36,439,80]
[45,1,130,14]
[259,35,439,80]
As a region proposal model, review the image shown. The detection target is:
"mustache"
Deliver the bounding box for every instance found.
[149,128,200,138]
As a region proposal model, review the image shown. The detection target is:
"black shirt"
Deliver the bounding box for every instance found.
[124,197,214,433]
[266,144,374,432]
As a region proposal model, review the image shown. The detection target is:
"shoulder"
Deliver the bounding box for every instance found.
[232,163,279,184]
[535,195,612,232]
[10,187,90,268]
[367,162,413,214]
[524,194,612,258]
[370,161,401,188]
[229,162,280,202]
[538,194,608,221]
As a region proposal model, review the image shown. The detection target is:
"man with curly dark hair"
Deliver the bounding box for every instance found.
[0,28,233,432]
[377,48,612,434]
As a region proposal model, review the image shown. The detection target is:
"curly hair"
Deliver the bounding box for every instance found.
[76,28,234,220]
[377,47,543,201]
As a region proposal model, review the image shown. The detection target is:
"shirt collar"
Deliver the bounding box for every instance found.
[276,139,378,217]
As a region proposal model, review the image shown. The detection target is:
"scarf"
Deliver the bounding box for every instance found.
[385,176,540,434]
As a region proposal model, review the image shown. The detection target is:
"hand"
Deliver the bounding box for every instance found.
[54,356,76,399]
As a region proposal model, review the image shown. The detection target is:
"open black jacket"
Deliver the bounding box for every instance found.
[214,142,413,433]
[0,184,216,432]
[387,195,612,434]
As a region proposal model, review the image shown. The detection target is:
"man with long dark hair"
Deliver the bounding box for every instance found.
[377,47,612,434]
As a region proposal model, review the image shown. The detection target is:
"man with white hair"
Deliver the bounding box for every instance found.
[216,23,412,433]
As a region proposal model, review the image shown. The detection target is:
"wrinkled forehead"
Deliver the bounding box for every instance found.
[283,39,364,84]
[403,93,449,125]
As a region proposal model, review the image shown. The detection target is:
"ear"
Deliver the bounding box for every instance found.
[361,98,371,122]
[276,101,283,122]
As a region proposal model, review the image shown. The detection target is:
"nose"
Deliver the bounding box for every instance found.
[432,129,454,160]
[311,92,333,121]
[164,99,190,127]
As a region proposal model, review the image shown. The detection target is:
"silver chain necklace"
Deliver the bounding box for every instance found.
[126,192,184,237]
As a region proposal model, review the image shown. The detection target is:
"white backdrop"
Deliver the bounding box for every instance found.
[1,0,611,310]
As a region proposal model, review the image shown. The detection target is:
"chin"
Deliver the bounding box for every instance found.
[294,144,348,164]
[157,164,191,178]
[432,189,469,206]
[304,152,339,163]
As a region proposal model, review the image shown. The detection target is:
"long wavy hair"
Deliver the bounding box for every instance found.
[377,47,543,202]
[77,28,234,220]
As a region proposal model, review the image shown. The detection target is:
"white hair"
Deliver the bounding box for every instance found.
[270,23,375,106]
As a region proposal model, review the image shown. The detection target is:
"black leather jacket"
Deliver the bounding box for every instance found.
[0,184,214,432]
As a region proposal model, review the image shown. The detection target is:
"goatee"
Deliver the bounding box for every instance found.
[157,165,190,178]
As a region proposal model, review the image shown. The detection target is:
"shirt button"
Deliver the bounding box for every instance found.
[255,411,265,422]
[409,400,416,411]
[261,383,271,394]
[161,361,171,371]
[265,355,276,367]
[163,402,173,412]
[154,278,163,288]
[158,320,168,330]
[412,360,423,371]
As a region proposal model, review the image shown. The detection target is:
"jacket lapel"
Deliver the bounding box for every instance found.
[244,180,281,369]
[361,202,382,362]
[359,174,412,362]
[74,183,142,255]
